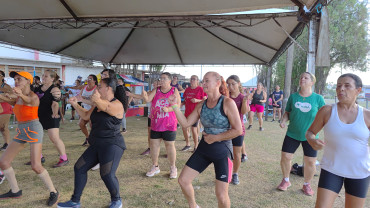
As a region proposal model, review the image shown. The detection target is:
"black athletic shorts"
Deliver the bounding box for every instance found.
[191,120,199,128]
[71,102,82,110]
[150,130,176,141]
[281,135,317,157]
[148,118,151,127]
[39,117,61,130]
[232,135,244,147]
[318,169,370,198]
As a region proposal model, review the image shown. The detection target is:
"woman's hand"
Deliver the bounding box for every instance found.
[52,113,60,118]
[308,139,325,150]
[69,96,78,105]
[13,87,23,96]
[279,121,286,129]
[91,90,101,103]
[162,107,170,113]
[168,94,177,106]
[191,98,197,103]
[203,132,216,144]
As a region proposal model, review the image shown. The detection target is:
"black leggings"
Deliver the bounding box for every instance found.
[71,144,124,202]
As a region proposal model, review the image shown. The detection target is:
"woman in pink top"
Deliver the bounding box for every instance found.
[181,75,206,152]
[226,75,250,185]
[129,72,181,179]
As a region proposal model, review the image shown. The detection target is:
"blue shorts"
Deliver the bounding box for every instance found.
[13,120,44,144]
[318,169,370,198]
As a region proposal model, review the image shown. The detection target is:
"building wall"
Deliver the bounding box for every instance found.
[64,66,103,85]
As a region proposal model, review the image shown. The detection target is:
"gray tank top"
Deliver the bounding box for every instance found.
[200,96,230,134]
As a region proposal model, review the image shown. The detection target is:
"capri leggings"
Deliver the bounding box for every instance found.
[72,143,124,202]
[318,169,370,198]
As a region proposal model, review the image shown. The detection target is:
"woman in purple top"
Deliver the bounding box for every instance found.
[226,75,250,185]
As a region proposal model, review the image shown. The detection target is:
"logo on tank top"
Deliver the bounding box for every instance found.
[155,98,170,119]
[294,102,312,113]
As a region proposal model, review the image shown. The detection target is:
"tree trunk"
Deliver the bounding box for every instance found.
[315,66,330,95]
[283,44,294,114]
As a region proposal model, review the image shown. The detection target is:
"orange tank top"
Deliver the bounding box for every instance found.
[13,104,39,122]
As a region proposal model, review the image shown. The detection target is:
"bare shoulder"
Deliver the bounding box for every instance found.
[363,108,370,128]
[224,97,237,108]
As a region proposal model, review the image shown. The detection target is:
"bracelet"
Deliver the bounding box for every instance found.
[171,104,178,109]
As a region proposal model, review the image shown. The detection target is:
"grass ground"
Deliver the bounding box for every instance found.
[0,111,369,208]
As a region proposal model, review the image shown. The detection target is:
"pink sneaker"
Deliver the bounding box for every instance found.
[146,165,160,177]
[169,166,177,179]
[277,179,291,191]
[302,184,314,196]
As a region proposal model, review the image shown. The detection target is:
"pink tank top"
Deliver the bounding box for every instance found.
[150,87,178,131]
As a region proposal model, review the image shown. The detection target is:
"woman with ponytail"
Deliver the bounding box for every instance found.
[169,72,242,208]
[34,70,69,167]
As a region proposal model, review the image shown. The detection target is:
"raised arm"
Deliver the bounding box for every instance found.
[306,105,331,150]
[69,97,94,120]
[241,95,250,115]
[91,90,124,118]
[162,88,181,113]
[168,94,201,128]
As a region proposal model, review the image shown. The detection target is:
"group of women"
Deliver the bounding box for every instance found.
[0,69,368,208]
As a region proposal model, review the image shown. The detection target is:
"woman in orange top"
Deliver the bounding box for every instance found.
[0,71,59,207]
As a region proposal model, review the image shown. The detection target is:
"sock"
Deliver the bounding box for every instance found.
[304,182,310,186]
[284,177,289,182]
[41,154,43,159]
[38,169,57,193]
[3,167,20,193]
[60,154,68,161]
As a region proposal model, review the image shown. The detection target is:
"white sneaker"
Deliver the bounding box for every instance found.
[169,166,177,179]
[91,163,100,171]
[146,165,160,177]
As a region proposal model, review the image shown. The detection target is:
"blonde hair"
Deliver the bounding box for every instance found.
[302,72,316,84]
[45,70,60,85]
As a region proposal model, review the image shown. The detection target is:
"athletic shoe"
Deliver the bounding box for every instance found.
[278,120,281,123]
[0,174,5,185]
[109,199,122,208]
[47,190,59,206]
[169,166,177,179]
[53,159,69,168]
[146,165,160,177]
[140,148,150,155]
[91,163,100,171]
[0,143,8,151]
[199,127,204,132]
[241,154,248,163]
[57,200,81,208]
[259,127,264,131]
[247,125,252,130]
[277,179,291,191]
[25,156,46,165]
[70,117,75,120]
[231,173,240,185]
[0,190,22,199]
[181,146,191,151]
[121,128,127,133]
[302,184,314,196]
[271,119,275,122]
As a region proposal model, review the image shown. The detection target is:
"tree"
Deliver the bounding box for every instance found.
[274,0,369,94]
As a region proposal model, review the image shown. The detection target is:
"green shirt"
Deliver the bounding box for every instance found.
[285,92,325,141]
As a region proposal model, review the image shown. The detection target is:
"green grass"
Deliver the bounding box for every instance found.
[0,112,369,208]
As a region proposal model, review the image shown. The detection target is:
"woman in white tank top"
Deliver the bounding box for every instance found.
[306,73,370,208]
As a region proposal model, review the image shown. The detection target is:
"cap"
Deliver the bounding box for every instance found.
[77,75,82,79]
[9,71,33,84]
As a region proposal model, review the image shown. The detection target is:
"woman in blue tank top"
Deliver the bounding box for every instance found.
[168,72,242,208]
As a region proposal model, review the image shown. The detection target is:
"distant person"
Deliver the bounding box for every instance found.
[247,82,267,131]
[117,77,130,133]
[32,75,41,90]
[226,75,250,185]
[68,80,82,120]
[171,75,184,93]
[170,72,242,208]
[181,75,205,152]
[0,70,13,151]
[306,73,370,207]
[272,85,283,122]
[277,72,325,196]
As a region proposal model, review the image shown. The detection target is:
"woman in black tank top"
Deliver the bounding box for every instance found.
[58,78,125,208]
[247,82,267,131]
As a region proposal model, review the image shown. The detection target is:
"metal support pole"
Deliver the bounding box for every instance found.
[265,66,272,121]
[307,17,317,92]
[282,44,294,114]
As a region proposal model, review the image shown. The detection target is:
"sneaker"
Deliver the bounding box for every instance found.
[200,127,204,132]
[146,165,160,177]
[0,173,5,185]
[170,166,177,179]
[109,199,122,208]
[0,143,8,151]
[278,120,281,123]
[231,173,240,185]
[271,119,275,122]
[247,125,252,130]
[47,190,59,206]
[57,200,81,208]
[302,184,314,196]
[91,163,100,171]
[53,159,69,168]
[121,128,127,133]
[181,146,191,151]
[140,148,150,155]
[25,156,46,165]
[259,127,264,131]
[82,139,89,146]
[241,154,248,163]
[277,179,291,191]
[0,190,22,199]
[70,117,75,120]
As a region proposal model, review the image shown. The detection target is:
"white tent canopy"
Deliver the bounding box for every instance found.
[0,0,319,65]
